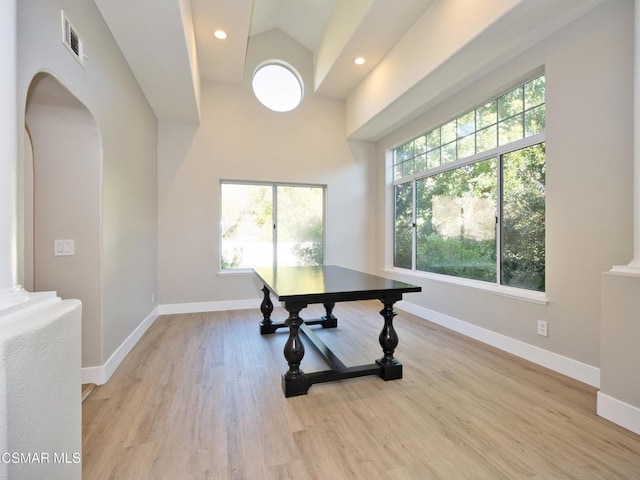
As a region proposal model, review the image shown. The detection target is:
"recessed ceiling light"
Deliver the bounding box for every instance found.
[354,57,366,65]
[214,30,228,40]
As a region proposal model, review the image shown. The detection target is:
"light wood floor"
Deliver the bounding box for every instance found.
[82,301,640,479]
[82,383,98,402]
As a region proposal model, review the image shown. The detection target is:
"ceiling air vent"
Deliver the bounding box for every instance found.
[61,10,85,68]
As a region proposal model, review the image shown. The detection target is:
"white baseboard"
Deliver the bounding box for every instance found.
[597,392,640,435]
[81,306,159,385]
[397,300,601,388]
[158,298,261,315]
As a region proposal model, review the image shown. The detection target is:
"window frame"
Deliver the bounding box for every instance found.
[388,77,547,304]
[251,60,304,112]
[219,180,327,274]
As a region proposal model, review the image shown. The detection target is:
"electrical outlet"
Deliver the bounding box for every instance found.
[537,320,548,337]
[151,292,155,304]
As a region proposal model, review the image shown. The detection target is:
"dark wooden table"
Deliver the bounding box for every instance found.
[253,265,421,397]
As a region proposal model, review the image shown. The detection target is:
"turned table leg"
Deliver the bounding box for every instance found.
[376,297,403,380]
[259,285,276,334]
[283,306,305,380]
[281,302,312,397]
[321,301,337,328]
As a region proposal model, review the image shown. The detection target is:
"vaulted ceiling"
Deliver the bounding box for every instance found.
[94,0,607,139]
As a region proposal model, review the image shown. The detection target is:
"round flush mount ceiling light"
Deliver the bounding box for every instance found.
[214,30,227,40]
[354,57,366,65]
[252,61,304,112]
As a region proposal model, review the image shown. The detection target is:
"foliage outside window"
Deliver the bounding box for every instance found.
[221,182,325,269]
[392,75,545,292]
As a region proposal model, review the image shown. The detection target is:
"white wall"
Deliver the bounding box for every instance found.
[0,298,82,480]
[158,29,376,305]
[375,0,633,370]
[599,271,640,434]
[0,0,18,301]
[17,0,158,369]
[22,128,34,292]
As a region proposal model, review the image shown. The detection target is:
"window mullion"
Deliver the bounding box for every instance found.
[272,185,278,267]
[412,179,417,271]
[497,154,504,286]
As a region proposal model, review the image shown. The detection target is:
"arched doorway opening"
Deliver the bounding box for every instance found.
[24,72,102,371]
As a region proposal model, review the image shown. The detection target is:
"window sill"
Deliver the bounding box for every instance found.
[217,268,256,276]
[383,267,548,305]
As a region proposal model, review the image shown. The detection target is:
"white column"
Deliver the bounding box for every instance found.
[613,0,640,273]
[0,0,27,311]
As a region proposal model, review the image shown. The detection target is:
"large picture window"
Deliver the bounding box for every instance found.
[221,182,325,270]
[415,158,498,282]
[392,75,545,292]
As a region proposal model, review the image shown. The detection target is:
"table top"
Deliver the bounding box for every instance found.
[253,265,421,304]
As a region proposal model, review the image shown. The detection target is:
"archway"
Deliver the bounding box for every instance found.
[24,72,102,370]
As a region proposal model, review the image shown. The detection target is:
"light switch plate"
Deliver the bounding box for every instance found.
[54,239,75,256]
